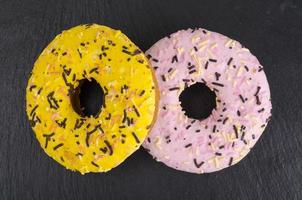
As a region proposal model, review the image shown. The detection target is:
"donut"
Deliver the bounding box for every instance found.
[143,28,272,173]
[26,24,158,174]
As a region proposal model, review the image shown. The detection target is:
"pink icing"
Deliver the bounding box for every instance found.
[143,28,272,173]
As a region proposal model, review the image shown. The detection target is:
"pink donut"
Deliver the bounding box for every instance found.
[143,28,272,173]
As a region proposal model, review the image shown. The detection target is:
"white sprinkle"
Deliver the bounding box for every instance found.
[198,40,209,47]
[224,39,233,48]
[177,47,184,55]
[210,43,218,49]
[191,36,200,43]
[236,67,244,77]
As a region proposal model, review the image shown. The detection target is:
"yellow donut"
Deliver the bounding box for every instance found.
[26,24,158,174]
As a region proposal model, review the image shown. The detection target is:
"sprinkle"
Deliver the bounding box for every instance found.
[219,145,225,149]
[171,55,178,63]
[189,70,197,74]
[139,90,145,96]
[104,140,113,155]
[215,152,222,156]
[77,49,82,59]
[30,105,38,116]
[89,67,99,74]
[212,82,224,87]
[256,96,261,105]
[105,113,111,120]
[239,95,245,103]
[228,157,233,166]
[169,87,180,91]
[209,59,217,62]
[195,129,201,133]
[29,85,37,91]
[122,109,127,123]
[254,86,261,96]
[205,61,209,69]
[86,125,103,147]
[161,75,166,82]
[212,125,216,133]
[152,58,159,62]
[122,49,141,56]
[42,132,55,149]
[227,57,233,66]
[188,65,195,70]
[55,118,67,129]
[194,46,198,52]
[237,110,241,116]
[53,143,64,151]
[252,134,256,139]
[258,66,264,72]
[193,159,204,168]
[91,161,99,168]
[244,65,249,71]
[241,132,246,140]
[258,108,265,113]
[133,105,140,117]
[47,91,60,109]
[233,125,239,138]
[37,88,43,95]
[186,125,191,129]
[147,137,151,143]
[168,68,173,73]
[222,117,229,124]
[131,132,140,144]
[214,72,221,81]
[185,143,192,148]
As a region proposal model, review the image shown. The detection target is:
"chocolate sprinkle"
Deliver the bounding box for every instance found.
[205,61,209,69]
[132,105,140,117]
[47,91,60,109]
[233,125,239,138]
[212,125,216,133]
[222,117,229,124]
[237,110,241,116]
[91,161,99,168]
[77,49,82,59]
[209,59,217,62]
[212,82,224,87]
[214,72,221,81]
[131,132,140,144]
[29,85,37,91]
[185,143,192,148]
[169,87,180,91]
[193,159,204,168]
[104,140,113,155]
[53,143,64,151]
[171,55,178,63]
[227,57,233,66]
[43,132,55,149]
[255,86,261,96]
[228,157,233,166]
[239,95,245,103]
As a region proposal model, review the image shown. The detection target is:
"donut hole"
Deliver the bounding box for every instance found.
[179,82,216,120]
[70,78,104,117]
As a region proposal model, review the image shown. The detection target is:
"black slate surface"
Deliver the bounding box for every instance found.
[1,0,302,199]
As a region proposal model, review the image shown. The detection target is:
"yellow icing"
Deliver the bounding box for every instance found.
[26,24,158,174]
